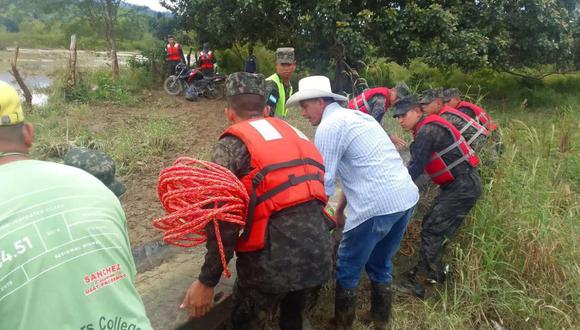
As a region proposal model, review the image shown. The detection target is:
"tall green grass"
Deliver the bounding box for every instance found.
[56,67,156,105]
[285,97,579,329]
[388,108,578,329]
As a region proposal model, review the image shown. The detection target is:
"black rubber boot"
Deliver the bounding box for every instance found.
[369,281,392,329]
[393,267,426,298]
[334,284,357,330]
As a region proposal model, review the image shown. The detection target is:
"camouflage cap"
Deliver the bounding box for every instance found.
[443,88,460,102]
[0,81,24,126]
[275,47,295,64]
[395,81,412,100]
[392,95,421,117]
[418,88,444,104]
[64,147,127,197]
[226,72,266,98]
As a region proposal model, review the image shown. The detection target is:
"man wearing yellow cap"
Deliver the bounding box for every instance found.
[0,81,152,330]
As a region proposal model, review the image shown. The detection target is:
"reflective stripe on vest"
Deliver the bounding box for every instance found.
[166,43,181,61]
[456,101,497,131]
[413,115,480,185]
[221,117,327,252]
[267,73,293,118]
[440,105,489,146]
[347,87,390,114]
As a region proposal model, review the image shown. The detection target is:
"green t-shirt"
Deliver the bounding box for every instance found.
[0,160,152,330]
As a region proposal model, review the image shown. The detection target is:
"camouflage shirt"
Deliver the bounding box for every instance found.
[408,117,473,182]
[198,135,334,292]
[367,94,388,124]
[457,106,476,120]
[440,112,487,153]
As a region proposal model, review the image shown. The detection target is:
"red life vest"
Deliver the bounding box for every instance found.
[166,43,181,61]
[347,87,390,114]
[456,101,497,131]
[198,50,215,70]
[221,117,328,252]
[413,115,480,185]
[439,105,489,147]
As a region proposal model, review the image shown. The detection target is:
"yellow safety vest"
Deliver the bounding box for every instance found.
[266,73,293,118]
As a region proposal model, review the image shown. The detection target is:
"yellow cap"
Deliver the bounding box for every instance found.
[0,81,24,126]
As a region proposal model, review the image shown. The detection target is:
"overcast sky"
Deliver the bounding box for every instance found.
[124,0,168,12]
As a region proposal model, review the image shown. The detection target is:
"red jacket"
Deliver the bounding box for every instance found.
[166,43,181,61]
[456,101,497,131]
[413,115,479,185]
[221,117,328,252]
[198,50,215,70]
[348,87,390,114]
[440,105,489,146]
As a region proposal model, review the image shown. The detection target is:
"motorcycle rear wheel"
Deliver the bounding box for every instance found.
[164,76,184,95]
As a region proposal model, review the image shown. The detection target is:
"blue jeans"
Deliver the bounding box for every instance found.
[336,206,416,289]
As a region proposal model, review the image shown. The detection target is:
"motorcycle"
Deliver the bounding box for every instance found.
[163,62,226,99]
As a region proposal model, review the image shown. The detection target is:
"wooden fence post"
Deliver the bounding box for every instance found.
[67,34,77,90]
[9,45,32,106]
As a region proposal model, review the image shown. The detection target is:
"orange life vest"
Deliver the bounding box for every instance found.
[198,50,215,70]
[348,87,390,114]
[221,117,328,252]
[413,115,480,185]
[439,105,489,147]
[166,43,181,61]
[456,101,497,131]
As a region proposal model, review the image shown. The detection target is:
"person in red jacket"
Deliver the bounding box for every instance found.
[197,42,217,77]
[444,88,502,159]
[444,88,497,132]
[420,88,489,153]
[179,72,333,329]
[347,83,411,149]
[393,95,482,297]
[165,35,185,77]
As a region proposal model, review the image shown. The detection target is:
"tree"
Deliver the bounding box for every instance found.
[161,0,374,91]
[79,0,121,78]
[163,0,577,87]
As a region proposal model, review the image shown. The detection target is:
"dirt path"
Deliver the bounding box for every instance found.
[118,93,229,246]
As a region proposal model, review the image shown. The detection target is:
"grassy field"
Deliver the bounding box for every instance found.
[290,101,579,330]
[23,68,580,329]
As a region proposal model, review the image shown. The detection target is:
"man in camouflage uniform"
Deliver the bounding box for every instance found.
[64,147,127,197]
[420,88,488,153]
[392,95,482,296]
[180,72,333,329]
[348,82,412,149]
[444,88,502,161]
[265,48,297,118]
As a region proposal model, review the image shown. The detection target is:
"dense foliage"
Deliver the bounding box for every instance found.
[162,0,579,80]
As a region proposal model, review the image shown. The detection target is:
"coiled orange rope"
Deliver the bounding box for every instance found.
[153,157,248,277]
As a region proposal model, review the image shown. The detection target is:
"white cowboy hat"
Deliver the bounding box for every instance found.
[286,76,348,108]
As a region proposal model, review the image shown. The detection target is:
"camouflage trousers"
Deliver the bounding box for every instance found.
[416,168,482,279]
[230,281,320,330]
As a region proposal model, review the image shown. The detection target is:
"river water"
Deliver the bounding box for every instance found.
[0,48,137,105]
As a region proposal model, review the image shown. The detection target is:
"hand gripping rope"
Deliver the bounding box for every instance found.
[153,157,248,277]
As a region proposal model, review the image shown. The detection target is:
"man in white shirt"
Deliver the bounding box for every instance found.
[287,76,419,329]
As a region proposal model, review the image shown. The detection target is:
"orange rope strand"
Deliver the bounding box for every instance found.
[153,157,248,277]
